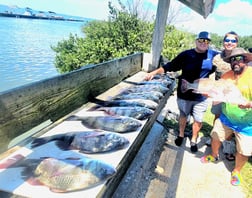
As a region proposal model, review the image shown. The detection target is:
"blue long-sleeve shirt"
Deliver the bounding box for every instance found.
[162,48,219,101]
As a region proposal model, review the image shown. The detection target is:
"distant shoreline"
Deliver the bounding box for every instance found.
[0,12,85,22]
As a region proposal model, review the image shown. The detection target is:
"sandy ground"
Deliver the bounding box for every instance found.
[113,92,247,198]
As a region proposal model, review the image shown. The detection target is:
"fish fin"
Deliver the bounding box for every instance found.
[88,96,108,106]
[122,80,140,85]
[181,79,190,93]
[55,140,72,151]
[0,154,25,169]
[31,137,50,148]
[64,157,81,160]
[50,188,67,193]
[65,115,81,121]
[26,177,43,186]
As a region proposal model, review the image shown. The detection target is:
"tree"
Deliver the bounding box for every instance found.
[162,26,194,61]
[52,1,153,73]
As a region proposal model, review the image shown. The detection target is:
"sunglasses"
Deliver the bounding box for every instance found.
[197,38,210,44]
[230,55,245,62]
[224,38,237,43]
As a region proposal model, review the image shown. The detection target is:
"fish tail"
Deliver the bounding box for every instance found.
[181,79,191,93]
[31,134,65,148]
[31,137,51,148]
[65,115,83,121]
[88,95,107,106]
[55,135,75,150]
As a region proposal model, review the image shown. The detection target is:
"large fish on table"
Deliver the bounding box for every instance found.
[124,84,169,94]
[96,106,154,120]
[114,92,160,103]
[30,131,130,153]
[124,78,172,87]
[181,78,248,104]
[67,115,142,133]
[0,156,116,193]
[89,97,158,110]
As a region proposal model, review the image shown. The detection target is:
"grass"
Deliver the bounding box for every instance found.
[163,106,252,197]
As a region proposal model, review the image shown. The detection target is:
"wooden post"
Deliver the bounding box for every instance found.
[150,0,170,71]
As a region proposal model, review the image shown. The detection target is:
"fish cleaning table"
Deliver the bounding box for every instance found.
[0,71,176,198]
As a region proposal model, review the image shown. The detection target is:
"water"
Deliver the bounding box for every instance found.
[0,17,86,93]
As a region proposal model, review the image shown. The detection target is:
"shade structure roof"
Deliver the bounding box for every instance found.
[178,0,216,19]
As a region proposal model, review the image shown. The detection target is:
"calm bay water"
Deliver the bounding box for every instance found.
[0,17,85,93]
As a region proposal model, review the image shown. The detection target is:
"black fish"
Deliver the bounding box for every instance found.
[89,97,158,110]
[114,92,160,103]
[67,115,142,133]
[96,106,154,120]
[31,131,130,153]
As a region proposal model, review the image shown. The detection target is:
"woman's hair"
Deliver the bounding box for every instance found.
[223,31,239,42]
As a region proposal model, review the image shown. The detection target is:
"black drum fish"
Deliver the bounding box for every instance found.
[67,115,142,133]
[96,106,154,120]
[30,131,130,153]
[89,97,158,110]
[114,92,160,103]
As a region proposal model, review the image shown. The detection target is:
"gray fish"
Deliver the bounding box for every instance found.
[22,157,116,193]
[138,80,171,86]
[125,84,169,94]
[124,79,171,87]
[97,106,154,120]
[120,90,164,100]
[144,91,164,99]
[31,131,130,153]
[114,92,160,103]
[90,97,158,110]
[67,115,142,133]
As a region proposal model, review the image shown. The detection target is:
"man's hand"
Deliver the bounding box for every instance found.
[238,101,252,109]
[144,74,154,81]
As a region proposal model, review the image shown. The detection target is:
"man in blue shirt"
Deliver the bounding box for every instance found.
[145,31,219,152]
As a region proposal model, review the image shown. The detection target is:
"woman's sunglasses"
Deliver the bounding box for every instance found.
[224,39,237,43]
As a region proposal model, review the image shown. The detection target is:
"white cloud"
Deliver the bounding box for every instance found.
[215,0,252,18]
[172,0,252,36]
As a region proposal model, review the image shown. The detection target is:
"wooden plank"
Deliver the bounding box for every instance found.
[0,53,143,154]
[151,0,170,71]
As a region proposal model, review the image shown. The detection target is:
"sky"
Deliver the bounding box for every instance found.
[0,0,251,36]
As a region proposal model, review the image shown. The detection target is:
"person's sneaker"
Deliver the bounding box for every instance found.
[175,136,184,146]
[190,142,198,153]
[200,154,219,163]
[231,170,242,186]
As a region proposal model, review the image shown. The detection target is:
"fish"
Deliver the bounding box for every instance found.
[67,115,142,133]
[96,106,154,120]
[30,131,130,153]
[89,97,158,110]
[125,84,169,94]
[114,92,160,103]
[124,78,172,87]
[120,91,164,100]
[12,157,116,193]
[181,78,248,104]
